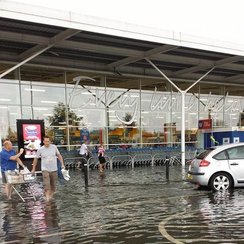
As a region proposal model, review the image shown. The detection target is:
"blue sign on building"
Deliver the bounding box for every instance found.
[80,128,90,143]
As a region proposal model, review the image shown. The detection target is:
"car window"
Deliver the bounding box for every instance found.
[227,146,244,159]
[196,149,214,159]
[213,150,227,160]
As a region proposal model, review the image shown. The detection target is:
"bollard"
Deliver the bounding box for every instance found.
[110,158,113,170]
[83,162,89,187]
[165,156,170,180]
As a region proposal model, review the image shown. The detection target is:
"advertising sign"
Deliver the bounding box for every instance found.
[54,128,65,145]
[17,120,45,159]
[223,137,230,145]
[198,119,212,130]
[234,137,240,143]
[80,128,90,143]
[23,124,41,141]
[22,124,42,158]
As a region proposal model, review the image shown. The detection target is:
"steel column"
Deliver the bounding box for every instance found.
[146,58,215,167]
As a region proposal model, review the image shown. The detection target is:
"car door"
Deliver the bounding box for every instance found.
[226,145,244,185]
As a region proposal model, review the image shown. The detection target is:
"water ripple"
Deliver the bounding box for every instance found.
[1,166,244,243]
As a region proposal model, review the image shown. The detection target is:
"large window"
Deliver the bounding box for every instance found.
[106,77,140,147]
[0,79,20,141]
[1,72,244,150]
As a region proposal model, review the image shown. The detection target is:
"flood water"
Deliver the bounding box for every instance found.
[1,166,244,243]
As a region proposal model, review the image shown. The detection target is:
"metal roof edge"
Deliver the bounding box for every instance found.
[1,0,244,57]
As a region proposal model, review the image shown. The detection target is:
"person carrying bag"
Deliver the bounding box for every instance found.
[98,143,106,173]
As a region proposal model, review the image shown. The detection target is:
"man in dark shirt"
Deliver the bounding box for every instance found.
[0,140,25,199]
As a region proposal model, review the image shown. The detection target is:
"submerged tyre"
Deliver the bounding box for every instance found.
[210,172,233,191]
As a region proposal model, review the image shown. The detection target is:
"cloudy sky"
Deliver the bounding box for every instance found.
[13,0,244,45]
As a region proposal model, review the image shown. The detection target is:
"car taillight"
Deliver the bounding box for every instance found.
[199,159,210,167]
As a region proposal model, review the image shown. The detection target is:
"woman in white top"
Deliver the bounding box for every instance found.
[79,141,88,158]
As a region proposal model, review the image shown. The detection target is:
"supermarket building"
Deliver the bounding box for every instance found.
[1,0,244,164]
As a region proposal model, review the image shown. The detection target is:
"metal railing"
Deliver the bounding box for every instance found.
[63,152,182,170]
[110,155,133,168]
[61,146,200,169]
[132,154,153,168]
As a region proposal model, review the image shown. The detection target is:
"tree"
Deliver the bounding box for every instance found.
[6,127,17,143]
[123,113,137,138]
[237,111,244,127]
[48,102,81,126]
[48,102,82,144]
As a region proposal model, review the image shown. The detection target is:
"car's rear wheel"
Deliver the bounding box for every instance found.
[210,173,233,191]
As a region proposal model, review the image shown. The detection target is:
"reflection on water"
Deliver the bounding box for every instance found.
[0,199,62,243]
[1,166,244,243]
[28,200,61,244]
[1,201,20,242]
[166,188,244,243]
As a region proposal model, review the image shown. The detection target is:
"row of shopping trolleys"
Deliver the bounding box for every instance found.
[63,152,183,170]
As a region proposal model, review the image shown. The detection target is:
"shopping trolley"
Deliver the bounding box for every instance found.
[5,170,37,202]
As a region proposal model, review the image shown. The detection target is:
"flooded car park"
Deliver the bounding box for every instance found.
[1,166,244,243]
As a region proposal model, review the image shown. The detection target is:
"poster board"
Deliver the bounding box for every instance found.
[222,137,230,145]
[17,119,45,159]
[80,127,90,143]
[198,119,212,129]
[233,137,240,143]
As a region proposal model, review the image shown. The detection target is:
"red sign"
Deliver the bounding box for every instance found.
[23,124,41,141]
[23,124,42,158]
[198,119,212,129]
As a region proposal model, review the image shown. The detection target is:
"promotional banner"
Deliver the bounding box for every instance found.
[80,128,90,143]
[198,119,212,130]
[17,119,45,159]
[54,128,65,145]
[23,124,42,158]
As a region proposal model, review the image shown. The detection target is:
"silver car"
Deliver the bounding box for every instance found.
[187,143,244,191]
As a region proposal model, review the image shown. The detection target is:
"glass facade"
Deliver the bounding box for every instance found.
[1,70,244,150]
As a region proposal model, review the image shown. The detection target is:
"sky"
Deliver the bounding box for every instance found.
[10,0,244,45]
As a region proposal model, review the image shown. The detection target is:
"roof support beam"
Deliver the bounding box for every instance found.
[0,45,52,79]
[107,44,177,68]
[174,64,213,76]
[18,29,80,60]
[0,29,80,79]
[174,55,243,76]
[223,73,244,82]
[2,30,244,74]
[145,57,215,168]
[0,30,142,57]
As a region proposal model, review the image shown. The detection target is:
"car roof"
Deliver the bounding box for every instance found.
[208,142,244,154]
